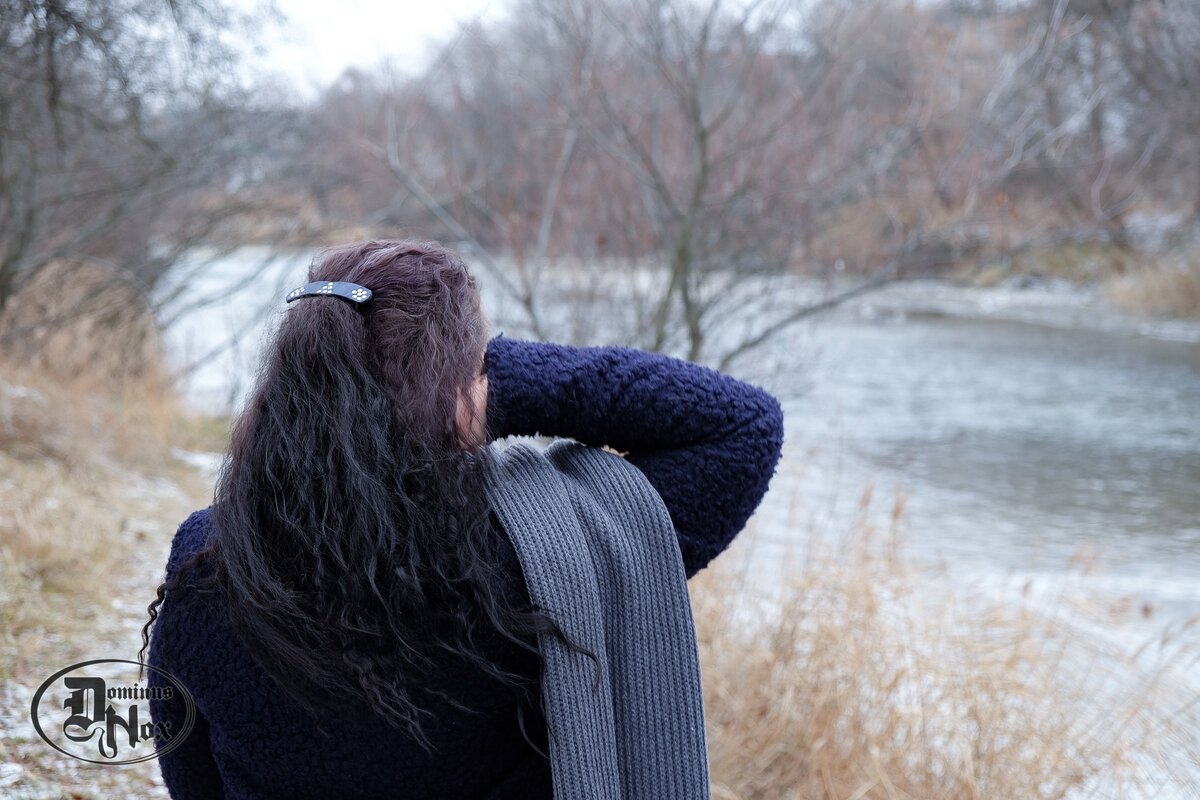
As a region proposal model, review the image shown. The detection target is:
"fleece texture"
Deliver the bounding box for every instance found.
[483,438,710,800]
[148,334,785,799]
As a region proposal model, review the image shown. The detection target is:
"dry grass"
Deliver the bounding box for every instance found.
[0,285,218,796]
[0,299,214,653]
[0,257,207,470]
[0,288,214,623]
[691,497,1200,799]
[1106,259,1200,318]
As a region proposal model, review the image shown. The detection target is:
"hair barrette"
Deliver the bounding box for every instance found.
[285,281,374,307]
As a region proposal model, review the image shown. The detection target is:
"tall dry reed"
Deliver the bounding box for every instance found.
[1106,258,1200,318]
[691,492,1199,799]
[0,270,212,679]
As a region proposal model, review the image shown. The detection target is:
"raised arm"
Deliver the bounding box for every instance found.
[484,333,784,578]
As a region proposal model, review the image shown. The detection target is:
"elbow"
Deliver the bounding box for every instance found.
[744,388,785,483]
[762,390,785,456]
[704,388,786,547]
[727,388,786,528]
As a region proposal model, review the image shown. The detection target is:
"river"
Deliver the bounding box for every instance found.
[761,301,1200,622]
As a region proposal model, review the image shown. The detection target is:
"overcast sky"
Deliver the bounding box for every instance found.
[241,0,505,95]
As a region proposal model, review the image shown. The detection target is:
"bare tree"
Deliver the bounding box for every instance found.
[294,0,1200,376]
[0,0,281,366]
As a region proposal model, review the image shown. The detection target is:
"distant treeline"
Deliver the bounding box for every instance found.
[271,0,1200,273]
[3,0,1199,363]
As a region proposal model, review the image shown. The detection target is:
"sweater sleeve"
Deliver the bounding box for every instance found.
[484,333,784,578]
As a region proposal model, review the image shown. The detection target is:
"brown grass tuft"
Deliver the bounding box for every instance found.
[691,500,1200,799]
[0,257,210,471]
[0,258,163,384]
[0,290,214,682]
[0,296,214,796]
[1106,258,1200,318]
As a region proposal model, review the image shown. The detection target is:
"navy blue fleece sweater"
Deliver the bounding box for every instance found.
[148,335,784,799]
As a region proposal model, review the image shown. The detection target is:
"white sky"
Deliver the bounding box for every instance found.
[239,0,505,96]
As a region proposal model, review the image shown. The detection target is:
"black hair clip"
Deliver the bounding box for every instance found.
[285,280,374,307]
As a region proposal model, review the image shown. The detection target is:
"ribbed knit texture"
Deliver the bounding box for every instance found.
[483,439,710,800]
[148,335,784,799]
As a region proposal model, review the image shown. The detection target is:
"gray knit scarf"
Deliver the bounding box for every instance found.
[482,438,712,800]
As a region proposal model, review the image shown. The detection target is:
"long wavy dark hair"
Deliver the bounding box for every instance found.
[139,239,592,754]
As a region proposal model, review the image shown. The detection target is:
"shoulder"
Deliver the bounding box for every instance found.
[543,439,636,481]
[486,438,640,490]
[164,506,216,584]
[484,438,669,522]
[543,440,674,531]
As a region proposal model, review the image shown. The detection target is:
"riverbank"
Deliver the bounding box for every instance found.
[756,277,1200,618]
[846,277,1200,344]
